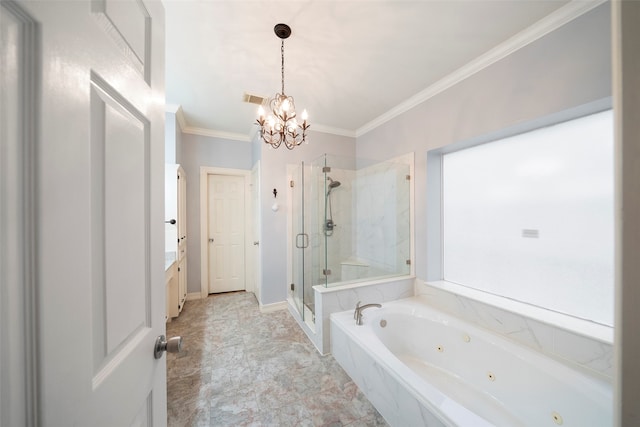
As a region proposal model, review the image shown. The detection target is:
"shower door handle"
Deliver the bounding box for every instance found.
[296,233,309,249]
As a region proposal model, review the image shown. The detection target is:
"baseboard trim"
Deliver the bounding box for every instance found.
[186,292,202,301]
[259,301,288,313]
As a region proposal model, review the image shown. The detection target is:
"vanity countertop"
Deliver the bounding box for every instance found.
[165,251,177,271]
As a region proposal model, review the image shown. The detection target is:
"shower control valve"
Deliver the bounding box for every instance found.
[324,219,335,231]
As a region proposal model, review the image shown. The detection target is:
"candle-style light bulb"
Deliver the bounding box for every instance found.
[258,105,265,120]
[301,109,308,121]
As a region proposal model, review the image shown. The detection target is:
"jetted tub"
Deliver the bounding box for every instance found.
[330,296,612,426]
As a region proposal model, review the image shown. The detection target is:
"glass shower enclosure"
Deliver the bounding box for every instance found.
[289,153,412,324]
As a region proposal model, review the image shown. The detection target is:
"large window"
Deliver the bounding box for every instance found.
[442,110,614,326]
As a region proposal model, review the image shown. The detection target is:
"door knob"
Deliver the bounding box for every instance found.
[253,241,259,246]
[154,335,183,359]
[209,238,214,243]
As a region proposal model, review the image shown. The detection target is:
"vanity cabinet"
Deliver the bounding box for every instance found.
[166,164,187,320]
[165,261,177,321]
[178,255,187,312]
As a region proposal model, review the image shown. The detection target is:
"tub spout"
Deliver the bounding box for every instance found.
[354,301,382,325]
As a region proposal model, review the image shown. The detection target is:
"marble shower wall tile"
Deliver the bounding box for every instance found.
[324,169,356,282]
[354,155,412,277]
[416,280,614,378]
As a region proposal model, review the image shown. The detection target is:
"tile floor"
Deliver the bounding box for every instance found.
[166,291,388,427]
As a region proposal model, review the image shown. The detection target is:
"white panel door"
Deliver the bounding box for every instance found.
[208,174,246,293]
[17,1,167,426]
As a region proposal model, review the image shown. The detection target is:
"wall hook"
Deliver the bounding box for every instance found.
[272,188,279,211]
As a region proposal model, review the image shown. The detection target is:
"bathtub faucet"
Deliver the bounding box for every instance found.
[354,301,382,326]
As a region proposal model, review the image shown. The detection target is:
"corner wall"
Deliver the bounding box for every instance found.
[165,106,183,164]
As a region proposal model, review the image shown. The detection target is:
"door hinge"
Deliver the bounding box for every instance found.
[406,259,411,265]
[290,180,294,187]
[178,267,181,272]
[323,269,332,276]
[290,283,295,291]
[406,174,411,181]
[322,166,331,173]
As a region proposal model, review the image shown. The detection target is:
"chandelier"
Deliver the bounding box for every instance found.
[256,23,310,150]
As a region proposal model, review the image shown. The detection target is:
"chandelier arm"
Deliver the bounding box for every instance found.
[264,127,282,149]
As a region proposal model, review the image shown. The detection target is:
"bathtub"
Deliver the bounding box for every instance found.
[330,296,612,426]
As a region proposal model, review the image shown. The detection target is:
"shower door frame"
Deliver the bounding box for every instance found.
[290,162,306,318]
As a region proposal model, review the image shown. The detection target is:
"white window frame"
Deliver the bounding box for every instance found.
[425,98,614,342]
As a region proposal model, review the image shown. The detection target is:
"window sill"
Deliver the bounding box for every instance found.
[424,280,613,345]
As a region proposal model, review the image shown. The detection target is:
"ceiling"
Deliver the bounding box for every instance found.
[164,1,574,141]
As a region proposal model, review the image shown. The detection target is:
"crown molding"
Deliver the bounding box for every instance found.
[310,124,356,138]
[355,0,607,138]
[182,120,354,142]
[165,104,249,141]
[183,126,252,142]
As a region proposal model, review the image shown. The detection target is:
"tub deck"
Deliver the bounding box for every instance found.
[331,296,612,427]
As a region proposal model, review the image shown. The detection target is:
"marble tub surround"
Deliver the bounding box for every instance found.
[416,280,614,379]
[166,291,387,426]
[289,276,414,355]
[331,297,612,426]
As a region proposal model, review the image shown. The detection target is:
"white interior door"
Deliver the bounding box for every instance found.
[208,174,246,293]
[19,1,168,425]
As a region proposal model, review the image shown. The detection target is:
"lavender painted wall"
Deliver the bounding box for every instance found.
[258,130,356,305]
[355,4,611,281]
[180,133,253,294]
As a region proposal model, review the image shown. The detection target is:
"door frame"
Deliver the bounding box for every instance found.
[0,2,39,425]
[251,161,262,303]
[199,166,253,298]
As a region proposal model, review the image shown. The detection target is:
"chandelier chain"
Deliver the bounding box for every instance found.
[281,40,285,94]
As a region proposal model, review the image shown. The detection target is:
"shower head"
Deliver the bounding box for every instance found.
[327,177,341,189]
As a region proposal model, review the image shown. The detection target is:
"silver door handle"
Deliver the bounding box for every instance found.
[154,335,183,359]
[209,238,214,243]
